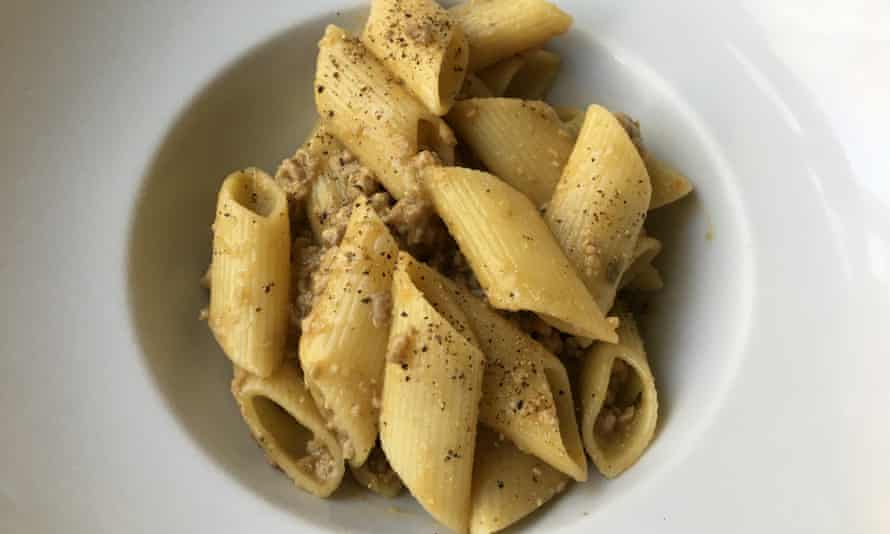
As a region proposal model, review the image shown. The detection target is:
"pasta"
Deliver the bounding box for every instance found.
[401,255,587,481]
[424,166,617,342]
[315,25,457,199]
[299,199,398,466]
[450,0,572,71]
[232,364,346,497]
[202,1,695,531]
[362,0,469,115]
[447,98,573,206]
[469,427,570,534]
[579,311,659,478]
[209,168,291,377]
[546,105,652,313]
[380,253,485,533]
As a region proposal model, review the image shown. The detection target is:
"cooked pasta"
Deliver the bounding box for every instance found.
[579,311,659,478]
[447,98,574,206]
[299,199,398,466]
[546,105,652,313]
[424,166,618,342]
[232,364,345,497]
[450,0,572,71]
[362,0,469,115]
[209,168,291,377]
[202,1,695,531]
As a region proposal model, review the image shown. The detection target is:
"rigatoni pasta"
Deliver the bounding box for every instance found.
[202,1,695,531]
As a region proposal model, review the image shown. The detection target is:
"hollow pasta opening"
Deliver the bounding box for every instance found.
[251,395,314,459]
[229,170,281,218]
[593,358,644,454]
[417,119,455,165]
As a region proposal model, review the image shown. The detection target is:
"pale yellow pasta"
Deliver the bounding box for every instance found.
[469,427,570,534]
[579,311,658,478]
[424,166,618,342]
[349,445,403,498]
[380,253,485,533]
[619,233,662,290]
[450,0,572,71]
[402,256,587,481]
[299,200,398,466]
[645,153,694,210]
[504,49,561,100]
[209,168,291,377]
[447,99,574,206]
[546,105,652,313]
[457,73,494,99]
[232,364,345,497]
[362,0,469,115]
[315,25,456,199]
[476,56,525,97]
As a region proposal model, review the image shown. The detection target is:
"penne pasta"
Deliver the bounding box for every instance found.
[645,153,694,210]
[349,444,404,498]
[209,168,291,377]
[380,252,485,533]
[503,49,562,100]
[450,0,572,72]
[546,105,652,313]
[457,73,494,100]
[475,56,525,97]
[232,364,346,497]
[299,199,399,466]
[401,255,587,481]
[619,233,662,290]
[362,0,469,115]
[447,99,574,206]
[424,166,618,342]
[469,427,570,534]
[579,311,658,478]
[315,25,457,199]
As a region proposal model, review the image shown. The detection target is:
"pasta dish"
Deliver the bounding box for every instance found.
[201,1,693,532]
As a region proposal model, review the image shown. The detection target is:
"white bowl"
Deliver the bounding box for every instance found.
[2,1,888,533]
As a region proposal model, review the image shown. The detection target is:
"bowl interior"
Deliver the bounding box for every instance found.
[127,4,753,532]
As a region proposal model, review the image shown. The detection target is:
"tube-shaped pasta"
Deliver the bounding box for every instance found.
[424,166,617,342]
[447,99,574,206]
[209,168,291,377]
[619,233,662,290]
[645,153,694,210]
[503,49,561,100]
[469,427,570,534]
[401,256,587,481]
[579,311,658,478]
[546,105,652,313]
[232,364,345,497]
[554,105,584,138]
[457,73,494,100]
[299,199,399,466]
[450,0,572,71]
[349,445,403,498]
[380,253,485,533]
[476,56,525,97]
[315,25,457,199]
[362,0,469,115]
